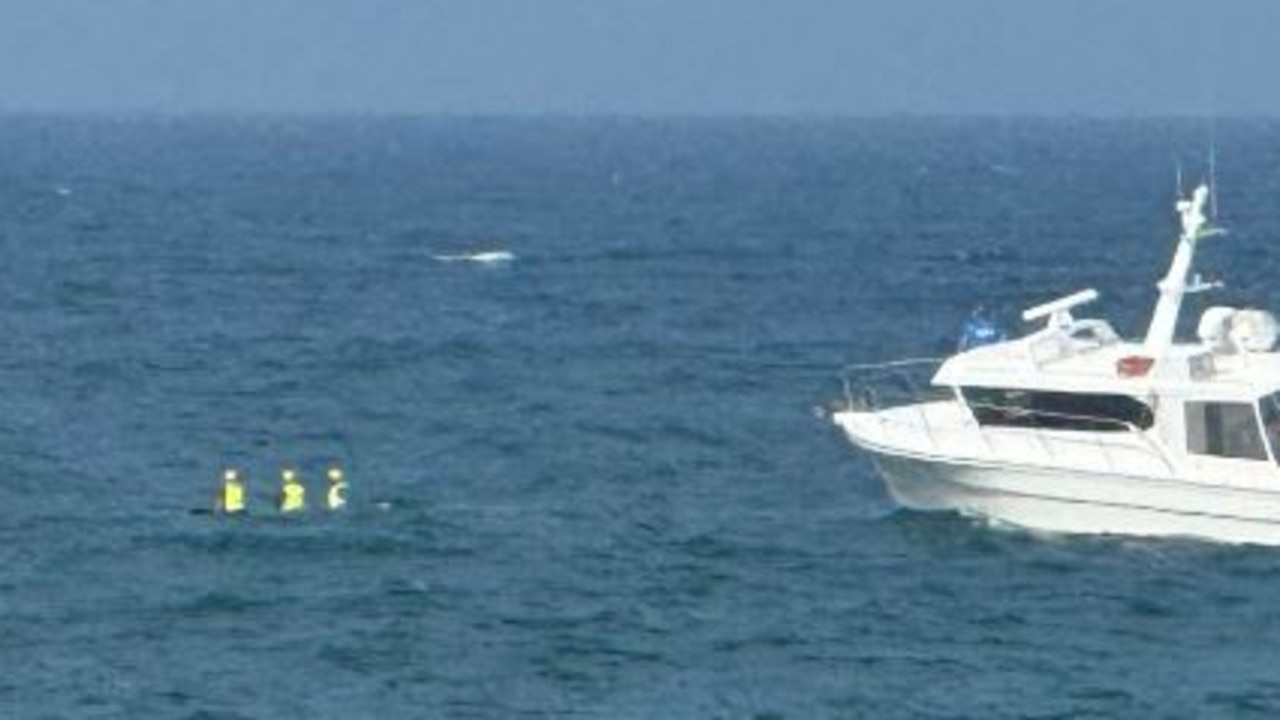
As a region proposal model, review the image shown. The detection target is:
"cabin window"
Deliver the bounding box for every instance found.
[1259,393,1280,465]
[960,387,1153,432]
[1185,401,1268,461]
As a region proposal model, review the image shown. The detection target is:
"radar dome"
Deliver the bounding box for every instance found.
[1197,306,1238,351]
[1229,309,1280,353]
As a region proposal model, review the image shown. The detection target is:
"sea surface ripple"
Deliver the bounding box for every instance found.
[3,117,1280,718]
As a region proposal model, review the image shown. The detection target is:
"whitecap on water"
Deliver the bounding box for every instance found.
[431,250,516,264]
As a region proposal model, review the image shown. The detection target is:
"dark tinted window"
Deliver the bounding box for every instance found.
[961,387,1153,432]
[1187,401,1268,461]
[1261,393,1280,465]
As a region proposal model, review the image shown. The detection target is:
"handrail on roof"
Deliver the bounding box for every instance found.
[845,394,1179,476]
[964,401,1145,433]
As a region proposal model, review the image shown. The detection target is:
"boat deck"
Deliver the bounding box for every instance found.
[835,400,1176,479]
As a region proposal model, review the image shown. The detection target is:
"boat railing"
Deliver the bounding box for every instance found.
[964,403,1137,433]
[838,358,950,449]
[837,360,1178,476]
[962,403,1170,473]
[838,358,949,413]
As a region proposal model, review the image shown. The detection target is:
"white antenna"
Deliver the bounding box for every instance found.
[1144,184,1216,356]
[1209,134,1219,219]
[1023,288,1099,329]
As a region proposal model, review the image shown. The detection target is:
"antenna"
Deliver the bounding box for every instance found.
[1209,133,1219,219]
[1175,160,1184,200]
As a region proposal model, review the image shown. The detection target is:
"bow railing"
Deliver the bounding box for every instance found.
[835,359,1178,476]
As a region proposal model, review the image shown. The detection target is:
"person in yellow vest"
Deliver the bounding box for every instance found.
[279,468,306,514]
[326,467,348,510]
[218,468,246,515]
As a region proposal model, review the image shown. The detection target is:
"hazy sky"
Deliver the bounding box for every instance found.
[1,0,1277,116]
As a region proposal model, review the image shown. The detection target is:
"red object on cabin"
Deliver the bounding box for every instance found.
[1116,355,1155,378]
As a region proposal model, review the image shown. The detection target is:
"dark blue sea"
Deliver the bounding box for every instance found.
[5,116,1280,719]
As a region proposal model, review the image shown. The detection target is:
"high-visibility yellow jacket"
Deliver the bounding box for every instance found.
[280,481,306,513]
[327,481,348,510]
[221,480,246,514]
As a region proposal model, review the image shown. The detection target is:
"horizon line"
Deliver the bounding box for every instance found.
[0,108,1277,123]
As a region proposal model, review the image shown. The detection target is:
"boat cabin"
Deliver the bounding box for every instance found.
[933,284,1280,474]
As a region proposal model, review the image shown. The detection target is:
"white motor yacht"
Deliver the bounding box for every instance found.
[832,182,1280,545]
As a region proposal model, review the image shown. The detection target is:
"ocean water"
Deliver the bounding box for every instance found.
[4,116,1280,718]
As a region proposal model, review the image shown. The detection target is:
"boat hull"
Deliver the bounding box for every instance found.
[868,449,1280,546]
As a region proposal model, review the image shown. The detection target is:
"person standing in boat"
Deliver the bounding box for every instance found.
[958,306,1005,351]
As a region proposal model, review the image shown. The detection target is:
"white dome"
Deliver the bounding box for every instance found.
[1197,306,1238,350]
[1229,309,1280,353]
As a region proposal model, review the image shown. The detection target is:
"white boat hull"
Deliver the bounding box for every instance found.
[830,181,1280,546]
[867,448,1280,546]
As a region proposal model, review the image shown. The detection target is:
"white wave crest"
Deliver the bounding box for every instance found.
[432,250,516,264]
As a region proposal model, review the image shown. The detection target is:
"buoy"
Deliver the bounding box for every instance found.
[279,468,306,513]
[326,466,348,510]
[219,468,246,515]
